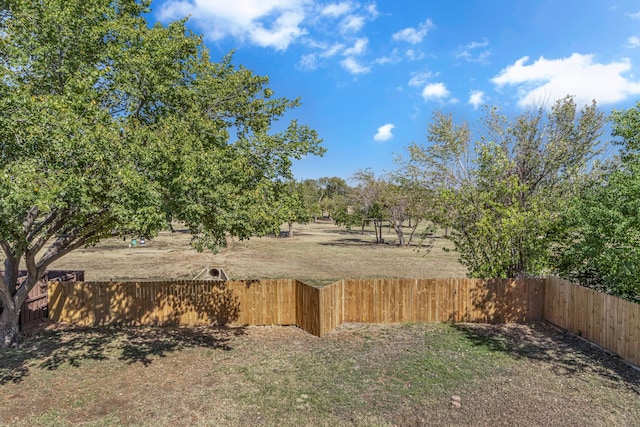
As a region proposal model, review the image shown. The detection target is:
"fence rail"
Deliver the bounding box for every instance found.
[48,277,639,367]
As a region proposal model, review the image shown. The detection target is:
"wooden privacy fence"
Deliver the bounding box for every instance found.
[545,276,640,367]
[1,270,83,330]
[49,279,301,331]
[48,278,546,337]
[48,277,639,366]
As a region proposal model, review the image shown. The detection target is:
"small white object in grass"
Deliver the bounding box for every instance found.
[451,395,462,409]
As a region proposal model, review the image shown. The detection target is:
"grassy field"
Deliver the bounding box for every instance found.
[2,220,639,426]
[49,220,468,284]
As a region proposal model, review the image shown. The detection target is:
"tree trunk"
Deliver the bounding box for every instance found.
[374,220,384,244]
[392,221,405,247]
[288,222,294,238]
[1,257,40,348]
[373,220,380,243]
[406,220,420,247]
[225,233,234,249]
[0,308,20,348]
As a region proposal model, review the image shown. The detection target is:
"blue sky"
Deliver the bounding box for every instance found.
[152,0,640,180]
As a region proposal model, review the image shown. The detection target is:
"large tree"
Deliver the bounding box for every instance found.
[348,170,428,247]
[406,97,605,277]
[278,180,318,237]
[346,170,386,243]
[0,0,323,346]
[553,103,640,302]
[337,170,427,247]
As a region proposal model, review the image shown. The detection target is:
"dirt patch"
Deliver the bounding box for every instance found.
[1,322,638,426]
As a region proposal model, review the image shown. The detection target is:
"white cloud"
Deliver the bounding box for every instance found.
[250,10,307,49]
[374,48,401,65]
[374,123,395,142]
[157,1,194,20]
[374,48,425,66]
[466,39,489,50]
[628,11,640,19]
[340,15,365,33]
[365,3,378,18]
[404,49,425,61]
[298,41,347,71]
[298,53,318,70]
[468,90,485,109]
[455,38,491,64]
[321,2,352,17]
[392,19,434,44]
[341,57,370,74]
[321,43,345,57]
[492,53,640,107]
[625,36,640,48]
[408,71,437,87]
[343,37,368,56]
[421,83,450,101]
[158,0,309,50]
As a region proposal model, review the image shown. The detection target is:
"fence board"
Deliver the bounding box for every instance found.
[296,280,320,336]
[318,281,343,336]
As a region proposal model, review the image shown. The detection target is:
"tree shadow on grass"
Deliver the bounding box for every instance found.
[320,228,369,236]
[452,322,640,394]
[0,323,245,385]
[318,238,379,247]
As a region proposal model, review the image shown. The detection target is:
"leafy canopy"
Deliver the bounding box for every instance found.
[553,102,640,302]
[406,97,605,278]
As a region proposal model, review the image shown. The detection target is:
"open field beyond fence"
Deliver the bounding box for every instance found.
[47,221,468,283]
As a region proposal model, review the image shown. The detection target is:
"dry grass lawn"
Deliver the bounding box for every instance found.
[1,322,639,426]
[49,220,468,283]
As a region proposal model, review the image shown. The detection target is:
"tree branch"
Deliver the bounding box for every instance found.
[22,206,40,236]
[36,232,97,271]
[27,207,60,240]
[0,240,14,259]
[29,210,68,255]
[35,208,110,270]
